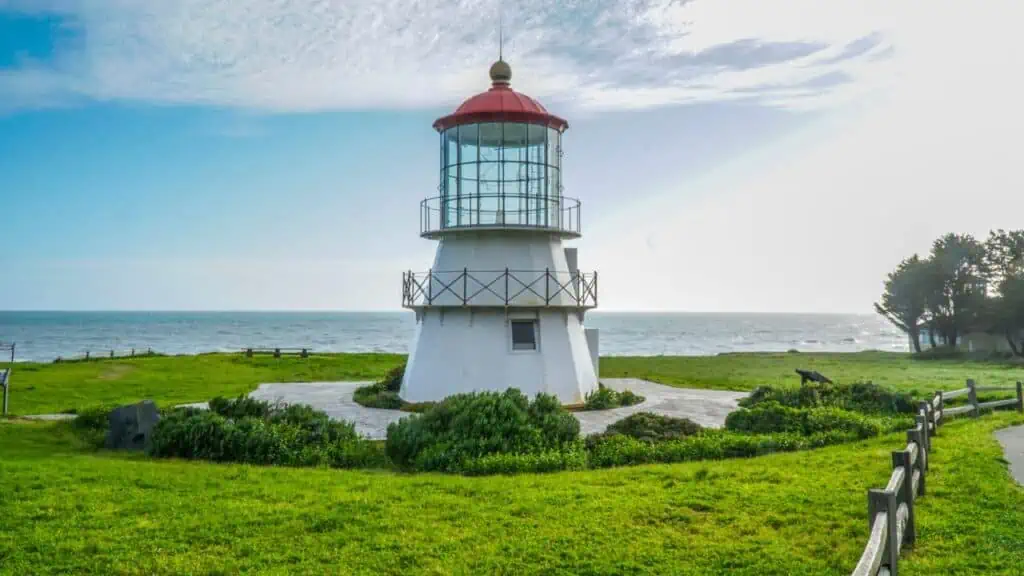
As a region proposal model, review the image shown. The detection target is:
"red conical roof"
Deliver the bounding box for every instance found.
[433,61,568,132]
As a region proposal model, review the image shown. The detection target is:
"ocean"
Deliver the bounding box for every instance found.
[0,311,908,363]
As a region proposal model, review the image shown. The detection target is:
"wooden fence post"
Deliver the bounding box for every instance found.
[273,348,281,359]
[868,488,900,575]
[967,379,979,417]
[110,349,115,358]
[936,391,944,428]
[85,350,90,361]
[892,449,916,548]
[920,401,935,440]
[1017,381,1023,414]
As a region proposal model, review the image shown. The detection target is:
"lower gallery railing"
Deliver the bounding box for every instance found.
[402,269,597,309]
[851,379,1024,575]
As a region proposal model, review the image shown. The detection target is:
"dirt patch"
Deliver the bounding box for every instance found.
[98,364,136,381]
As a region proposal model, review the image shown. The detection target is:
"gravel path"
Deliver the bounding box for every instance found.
[995,426,1024,485]
[176,378,747,440]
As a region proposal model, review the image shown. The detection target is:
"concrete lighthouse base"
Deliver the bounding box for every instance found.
[400,307,599,405]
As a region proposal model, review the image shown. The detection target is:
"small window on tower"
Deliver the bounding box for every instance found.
[510,320,538,351]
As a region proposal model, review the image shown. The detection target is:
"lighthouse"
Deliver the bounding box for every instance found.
[400,59,599,405]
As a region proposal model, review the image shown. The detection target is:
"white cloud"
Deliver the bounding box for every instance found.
[0,0,895,112]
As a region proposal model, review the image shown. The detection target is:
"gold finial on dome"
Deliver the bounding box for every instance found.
[490,59,512,87]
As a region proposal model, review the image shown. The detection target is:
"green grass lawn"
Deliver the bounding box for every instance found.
[1,353,404,415]
[4,351,1022,415]
[1,413,1022,575]
[601,351,1024,395]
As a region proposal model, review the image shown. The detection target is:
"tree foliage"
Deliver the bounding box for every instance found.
[878,229,1024,356]
[874,255,929,352]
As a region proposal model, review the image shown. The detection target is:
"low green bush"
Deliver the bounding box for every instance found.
[352,363,407,409]
[587,429,863,468]
[459,444,589,476]
[385,389,580,472]
[149,400,384,469]
[725,402,882,439]
[588,412,703,448]
[582,383,646,411]
[740,381,916,414]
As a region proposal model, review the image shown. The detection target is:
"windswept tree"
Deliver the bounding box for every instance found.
[983,229,1024,354]
[922,233,988,348]
[875,255,930,353]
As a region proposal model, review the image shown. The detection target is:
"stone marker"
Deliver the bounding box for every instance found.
[104,400,160,451]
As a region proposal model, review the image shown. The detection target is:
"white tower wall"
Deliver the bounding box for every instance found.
[402,232,598,404]
[402,307,598,404]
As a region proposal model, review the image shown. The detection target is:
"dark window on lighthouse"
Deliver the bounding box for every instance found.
[511,320,538,351]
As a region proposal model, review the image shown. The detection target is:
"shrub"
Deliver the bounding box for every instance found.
[582,383,646,411]
[148,401,383,469]
[352,363,407,409]
[385,389,580,472]
[72,405,115,433]
[740,381,916,414]
[725,402,882,439]
[209,395,273,420]
[596,412,703,445]
[459,445,589,476]
[587,429,864,468]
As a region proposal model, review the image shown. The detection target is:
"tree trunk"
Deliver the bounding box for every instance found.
[910,327,922,353]
[1007,332,1022,357]
[948,330,958,348]
[928,328,937,348]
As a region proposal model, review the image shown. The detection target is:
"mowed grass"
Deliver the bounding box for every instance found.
[1,353,404,415]
[602,351,1024,395]
[4,351,1023,415]
[1,413,1022,575]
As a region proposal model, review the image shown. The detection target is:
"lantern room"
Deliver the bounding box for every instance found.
[421,61,580,238]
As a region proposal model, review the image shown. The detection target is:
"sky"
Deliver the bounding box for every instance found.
[0,0,1021,313]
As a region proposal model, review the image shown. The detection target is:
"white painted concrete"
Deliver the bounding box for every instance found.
[403,229,599,405]
[585,328,600,377]
[420,233,582,307]
[402,307,598,404]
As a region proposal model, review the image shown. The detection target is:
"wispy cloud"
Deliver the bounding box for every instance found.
[0,0,896,113]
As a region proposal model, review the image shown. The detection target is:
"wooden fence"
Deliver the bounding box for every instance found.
[851,379,1024,575]
[54,348,156,363]
[242,347,311,358]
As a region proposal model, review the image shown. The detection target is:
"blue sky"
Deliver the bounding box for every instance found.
[1,1,1021,312]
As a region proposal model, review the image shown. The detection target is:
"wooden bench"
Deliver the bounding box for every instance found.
[243,347,310,359]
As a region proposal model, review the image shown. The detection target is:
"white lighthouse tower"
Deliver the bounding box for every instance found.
[400,59,600,405]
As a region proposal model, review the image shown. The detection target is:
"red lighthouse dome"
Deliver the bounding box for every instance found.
[433,60,568,132]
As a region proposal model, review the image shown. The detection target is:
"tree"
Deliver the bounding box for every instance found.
[875,255,930,353]
[922,233,988,348]
[983,230,1024,355]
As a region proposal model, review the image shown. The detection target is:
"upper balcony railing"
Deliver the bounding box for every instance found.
[420,193,581,238]
[402,268,597,309]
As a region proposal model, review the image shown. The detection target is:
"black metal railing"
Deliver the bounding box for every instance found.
[419,194,581,237]
[402,269,597,309]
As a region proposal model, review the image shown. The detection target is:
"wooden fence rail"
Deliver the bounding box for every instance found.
[54,348,155,363]
[851,379,1023,575]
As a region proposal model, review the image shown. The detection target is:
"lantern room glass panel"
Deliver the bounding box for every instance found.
[438,122,563,230]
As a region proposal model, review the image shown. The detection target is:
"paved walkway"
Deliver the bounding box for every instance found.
[177,378,747,440]
[995,426,1024,485]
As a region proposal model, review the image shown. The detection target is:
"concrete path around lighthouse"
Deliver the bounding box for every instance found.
[995,426,1024,486]
[178,378,748,440]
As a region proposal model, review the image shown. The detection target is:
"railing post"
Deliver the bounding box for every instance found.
[892,449,916,548]
[869,488,900,575]
[427,270,433,306]
[545,267,550,305]
[967,379,979,417]
[505,268,510,306]
[1017,381,1023,413]
[463,268,468,306]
